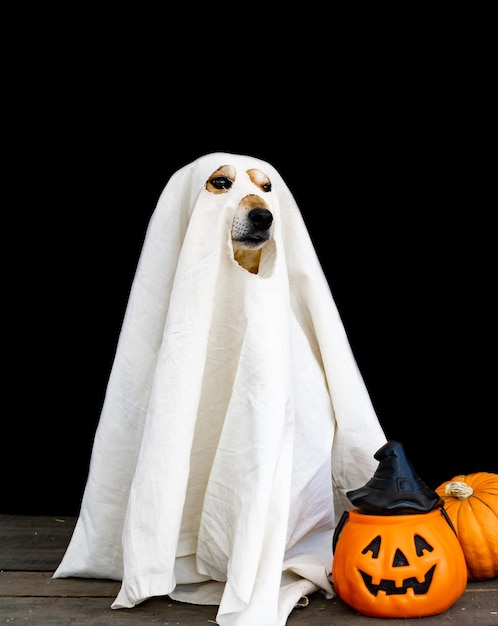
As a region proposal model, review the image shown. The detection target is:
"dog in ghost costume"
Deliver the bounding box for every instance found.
[53,153,387,626]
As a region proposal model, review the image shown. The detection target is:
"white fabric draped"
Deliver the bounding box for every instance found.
[53,153,386,625]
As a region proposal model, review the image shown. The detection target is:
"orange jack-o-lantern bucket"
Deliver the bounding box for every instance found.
[332,508,467,618]
[332,441,468,618]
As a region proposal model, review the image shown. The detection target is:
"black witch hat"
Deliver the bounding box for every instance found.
[347,440,443,515]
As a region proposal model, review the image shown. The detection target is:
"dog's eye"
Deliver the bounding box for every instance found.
[209,176,233,190]
[247,168,272,193]
[205,165,236,194]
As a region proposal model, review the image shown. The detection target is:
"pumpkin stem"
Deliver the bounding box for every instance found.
[445,481,473,500]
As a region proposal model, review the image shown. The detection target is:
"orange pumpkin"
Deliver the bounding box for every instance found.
[435,472,498,581]
[332,508,468,618]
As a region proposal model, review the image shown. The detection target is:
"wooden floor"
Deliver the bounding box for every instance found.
[0,514,497,625]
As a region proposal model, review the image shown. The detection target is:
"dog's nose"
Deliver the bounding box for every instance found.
[249,208,273,231]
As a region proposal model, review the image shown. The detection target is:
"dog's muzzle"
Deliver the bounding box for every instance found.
[248,208,273,232]
[232,207,274,248]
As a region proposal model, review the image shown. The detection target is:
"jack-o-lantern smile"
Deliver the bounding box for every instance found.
[359,533,436,596]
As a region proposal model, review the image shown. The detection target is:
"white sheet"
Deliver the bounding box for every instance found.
[53,152,387,625]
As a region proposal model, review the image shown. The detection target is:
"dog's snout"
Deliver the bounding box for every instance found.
[249,208,273,231]
[231,195,274,273]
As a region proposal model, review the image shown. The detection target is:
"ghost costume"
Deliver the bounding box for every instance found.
[53,153,387,625]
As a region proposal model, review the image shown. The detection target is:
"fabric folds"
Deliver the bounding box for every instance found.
[53,152,387,625]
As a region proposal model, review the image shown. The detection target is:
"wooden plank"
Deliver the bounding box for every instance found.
[1,515,497,625]
[0,572,120,597]
[1,586,498,626]
[0,596,219,625]
[0,514,76,571]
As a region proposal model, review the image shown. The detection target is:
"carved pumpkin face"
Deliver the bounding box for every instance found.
[332,509,467,618]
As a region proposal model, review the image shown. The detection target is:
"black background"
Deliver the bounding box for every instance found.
[4,14,496,515]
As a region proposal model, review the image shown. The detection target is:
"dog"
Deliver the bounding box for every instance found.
[205,164,274,274]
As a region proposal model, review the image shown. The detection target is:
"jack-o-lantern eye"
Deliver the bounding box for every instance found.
[361,534,434,566]
[414,534,433,556]
[362,536,381,558]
